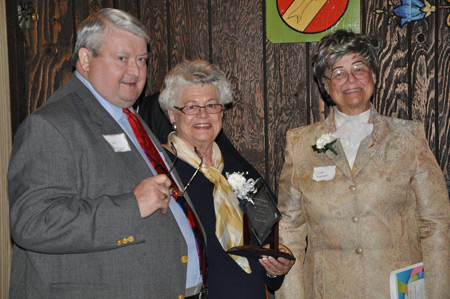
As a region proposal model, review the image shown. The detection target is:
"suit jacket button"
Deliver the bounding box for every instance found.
[177,296,185,299]
[122,237,128,244]
[116,240,122,245]
[181,256,188,263]
[352,216,359,223]
[355,248,362,254]
[127,236,134,242]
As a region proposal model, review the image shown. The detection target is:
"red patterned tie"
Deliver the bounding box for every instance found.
[123,108,208,285]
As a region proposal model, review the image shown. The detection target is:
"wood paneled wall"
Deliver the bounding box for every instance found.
[3,1,450,296]
[6,0,450,197]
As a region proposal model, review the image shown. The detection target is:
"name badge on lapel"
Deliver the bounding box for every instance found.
[313,166,336,181]
[103,133,131,152]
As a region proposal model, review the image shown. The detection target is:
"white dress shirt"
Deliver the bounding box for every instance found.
[333,108,373,169]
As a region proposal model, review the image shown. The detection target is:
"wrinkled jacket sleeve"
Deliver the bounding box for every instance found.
[412,124,450,298]
[276,129,307,299]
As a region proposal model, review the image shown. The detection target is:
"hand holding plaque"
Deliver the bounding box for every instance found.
[225,174,295,261]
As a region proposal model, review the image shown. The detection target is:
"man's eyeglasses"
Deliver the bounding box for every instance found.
[145,143,203,197]
[323,63,371,86]
[174,104,224,115]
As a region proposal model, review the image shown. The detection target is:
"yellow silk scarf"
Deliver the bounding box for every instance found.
[168,132,251,274]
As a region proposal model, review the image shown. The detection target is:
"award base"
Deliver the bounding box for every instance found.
[226,214,296,261]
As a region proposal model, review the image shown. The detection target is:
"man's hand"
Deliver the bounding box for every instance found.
[133,174,172,218]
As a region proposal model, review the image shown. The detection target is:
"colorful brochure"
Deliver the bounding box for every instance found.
[390,262,425,299]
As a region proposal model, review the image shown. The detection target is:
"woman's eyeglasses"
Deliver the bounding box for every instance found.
[169,143,203,197]
[174,104,224,115]
[145,143,203,197]
[323,63,371,86]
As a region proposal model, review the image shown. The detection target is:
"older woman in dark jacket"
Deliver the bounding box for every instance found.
[157,59,293,298]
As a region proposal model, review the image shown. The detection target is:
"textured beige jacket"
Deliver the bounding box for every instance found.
[277,107,450,298]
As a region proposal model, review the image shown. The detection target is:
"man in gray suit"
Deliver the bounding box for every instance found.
[8,8,206,299]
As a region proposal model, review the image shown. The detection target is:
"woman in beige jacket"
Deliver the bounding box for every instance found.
[277,29,450,298]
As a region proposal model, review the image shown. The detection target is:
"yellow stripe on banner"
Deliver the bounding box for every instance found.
[283,0,328,32]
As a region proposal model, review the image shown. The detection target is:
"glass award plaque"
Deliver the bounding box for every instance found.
[226,178,295,261]
[239,177,281,244]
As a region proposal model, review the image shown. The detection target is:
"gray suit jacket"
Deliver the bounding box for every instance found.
[8,75,204,298]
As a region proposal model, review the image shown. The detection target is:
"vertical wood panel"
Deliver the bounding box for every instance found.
[113,0,139,14]
[72,1,139,35]
[73,0,112,28]
[211,0,266,176]
[366,1,410,119]
[168,0,209,65]
[143,0,210,96]
[25,0,74,110]
[307,42,328,124]
[266,41,308,192]
[141,0,168,95]
[437,6,450,188]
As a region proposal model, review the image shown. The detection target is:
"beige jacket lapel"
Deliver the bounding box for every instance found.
[352,107,390,176]
[320,108,353,180]
[318,106,390,180]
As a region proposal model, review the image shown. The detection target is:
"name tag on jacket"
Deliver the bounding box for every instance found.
[313,166,336,181]
[103,133,131,152]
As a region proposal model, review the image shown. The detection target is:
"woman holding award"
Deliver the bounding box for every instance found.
[277,29,450,298]
[158,59,293,298]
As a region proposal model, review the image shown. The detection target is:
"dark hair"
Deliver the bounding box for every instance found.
[70,8,149,66]
[312,29,379,105]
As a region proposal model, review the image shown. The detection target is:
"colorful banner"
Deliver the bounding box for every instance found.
[267,0,361,43]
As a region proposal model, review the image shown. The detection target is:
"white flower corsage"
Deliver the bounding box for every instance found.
[312,133,337,155]
[226,171,257,204]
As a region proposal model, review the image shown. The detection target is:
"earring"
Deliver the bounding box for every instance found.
[172,123,177,131]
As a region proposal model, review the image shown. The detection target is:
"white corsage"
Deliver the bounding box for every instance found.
[312,133,337,155]
[226,171,257,204]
